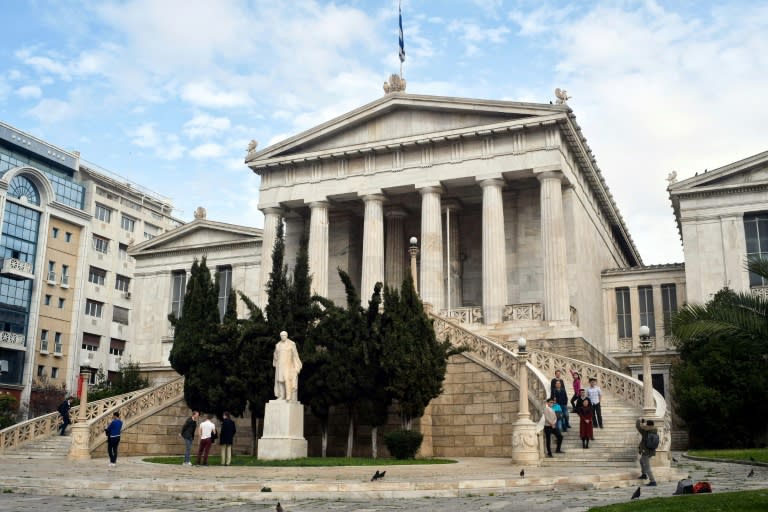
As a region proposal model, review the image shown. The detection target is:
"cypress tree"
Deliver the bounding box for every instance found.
[265,219,291,333]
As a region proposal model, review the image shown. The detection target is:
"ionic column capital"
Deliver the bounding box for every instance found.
[478,177,505,189]
[308,200,330,210]
[260,206,284,216]
[418,185,443,196]
[360,193,386,204]
[535,170,564,182]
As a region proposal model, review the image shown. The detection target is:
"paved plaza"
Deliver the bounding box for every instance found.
[0,453,766,511]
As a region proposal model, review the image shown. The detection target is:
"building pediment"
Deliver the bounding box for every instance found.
[129,219,261,258]
[246,93,566,167]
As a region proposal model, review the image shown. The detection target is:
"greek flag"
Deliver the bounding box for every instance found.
[398,2,405,63]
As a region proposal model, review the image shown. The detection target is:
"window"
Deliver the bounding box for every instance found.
[121,215,136,232]
[115,274,131,292]
[95,204,112,223]
[48,261,56,281]
[82,333,100,351]
[52,227,59,238]
[112,306,129,325]
[144,222,160,240]
[44,294,52,306]
[118,243,129,261]
[616,287,632,338]
[41,329,49,352]
[92,235,110,254]
[37,365,45,377]
[217,266,233,321]
[88,266,106,286]
[65,232,72,243]
[110,338,126,356]
[745,213,768,287]
[85,299,103,318]
[61,264,69,286]
[638,286,655,337]
[51,367,59,379]
[54,332,63,352]
[661,284,678,335]
[58,298,65,309]
[171,270,186,318]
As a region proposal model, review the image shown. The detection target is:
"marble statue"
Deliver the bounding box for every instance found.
[554,88,571,105]
[273,331,302,401]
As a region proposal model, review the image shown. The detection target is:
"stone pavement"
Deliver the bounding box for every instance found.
[0,453,766,511]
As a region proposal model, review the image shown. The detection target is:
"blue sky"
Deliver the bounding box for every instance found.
[1,0,766,264]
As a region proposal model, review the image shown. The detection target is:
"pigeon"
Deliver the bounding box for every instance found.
[672,457,678,463]
[371,470,386,481]
[520,469,525,478]
[631,487,641,500]
[276,502,284,512]
[748,468,755,478]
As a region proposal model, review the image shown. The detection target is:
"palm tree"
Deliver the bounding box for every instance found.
[672,257,768,341]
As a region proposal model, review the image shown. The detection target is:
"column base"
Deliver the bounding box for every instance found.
[510,418,541,466]
[67,423,91,460]
[258,399,308,460]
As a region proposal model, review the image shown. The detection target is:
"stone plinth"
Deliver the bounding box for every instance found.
[258,399,308,460]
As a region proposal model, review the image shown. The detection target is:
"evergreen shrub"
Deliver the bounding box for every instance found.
[384,429,423,459]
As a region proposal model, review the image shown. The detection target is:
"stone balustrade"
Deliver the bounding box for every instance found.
[0,330,25,349]
[751,286,768,300]
[0,257,33,275]
[438,306,483,325]
[502,303,543,322]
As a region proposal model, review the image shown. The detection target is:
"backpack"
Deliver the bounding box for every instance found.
[693,481,712,494]
[673,478,694,495]
[644,431,660,450]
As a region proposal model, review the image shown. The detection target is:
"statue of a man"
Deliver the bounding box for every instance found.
[273,331,302,401]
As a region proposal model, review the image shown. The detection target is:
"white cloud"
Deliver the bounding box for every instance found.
[26,98,75,124]
[181,82,251,108]
[15,85,42,99]
[128,123,186,160]
[189,143,226,159]
[183,114,232,139]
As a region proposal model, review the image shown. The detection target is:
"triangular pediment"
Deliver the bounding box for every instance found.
[130,219,261,257]
[669,150,768,193]
[247,93,565,163]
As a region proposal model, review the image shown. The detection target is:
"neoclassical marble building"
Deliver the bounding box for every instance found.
[246,92,641,354]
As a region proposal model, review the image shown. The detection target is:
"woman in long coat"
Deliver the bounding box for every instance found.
[577,398,594,448]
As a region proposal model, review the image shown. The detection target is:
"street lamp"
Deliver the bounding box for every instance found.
[409,236,419,295]
[639,325,655,416]
[511,335,538,464]
[516,336,528,418]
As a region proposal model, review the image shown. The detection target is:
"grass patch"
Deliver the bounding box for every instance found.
[687,448,768,463]
[588,489,768,512]
[142,455,457,466]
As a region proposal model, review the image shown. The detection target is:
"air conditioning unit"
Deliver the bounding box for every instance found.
[124,292,131,299]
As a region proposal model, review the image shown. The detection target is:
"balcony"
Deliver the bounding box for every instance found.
[54,343,63,355]
[0,330,26,351]
[40,339,49,354]
[47,271,56,285]
[60,274,70,288]
[0,258,34,280]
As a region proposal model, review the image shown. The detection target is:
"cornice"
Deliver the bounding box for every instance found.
[670,181,768,199]
[131,240,260,259]
[601,263,685,276]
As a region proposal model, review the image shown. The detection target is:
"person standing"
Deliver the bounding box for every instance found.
[273,331,303,401]
[552,380,570,432]
[58,396,72,436]
[586,378,604,428]
[219,411,236,466]
[180,410,199,466]
[550,369,566,397]
[196,414,216,466]
[569,369,582,409]
[636,418,658,486]
[576,398,594,448]
[543,398,564,457]
[105,411,123,466]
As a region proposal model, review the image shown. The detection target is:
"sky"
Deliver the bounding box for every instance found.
[0,0,766,265]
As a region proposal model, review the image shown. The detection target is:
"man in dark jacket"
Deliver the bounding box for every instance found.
[636,418,658,486]
[180,411,199,466]
[58,397,72,435]
[219,411,236,466]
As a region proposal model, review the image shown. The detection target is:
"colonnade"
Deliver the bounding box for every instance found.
[257,170,571,324]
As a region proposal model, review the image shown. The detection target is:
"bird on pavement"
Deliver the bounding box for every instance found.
[371,470,386,481]
[520,469,525,478]
[276,502,284,512]
[631,487,641,500]
[748,468,755,478]
[672,457,678,463]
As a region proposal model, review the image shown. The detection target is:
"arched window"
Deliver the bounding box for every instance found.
[8,175,41,205]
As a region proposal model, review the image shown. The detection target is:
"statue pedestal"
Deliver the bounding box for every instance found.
[510,418,541,466]
[258,399,308,460]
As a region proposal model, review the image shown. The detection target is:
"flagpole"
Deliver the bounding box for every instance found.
[398,0,405,79]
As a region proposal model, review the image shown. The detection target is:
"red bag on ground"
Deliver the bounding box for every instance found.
[693,481,712,493]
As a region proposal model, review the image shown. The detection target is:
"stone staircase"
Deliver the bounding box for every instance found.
[540,390,641,467]
[3,432,71,459]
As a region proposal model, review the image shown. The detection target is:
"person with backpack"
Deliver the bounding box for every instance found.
[58,396,72,436]
[636,417,659,486]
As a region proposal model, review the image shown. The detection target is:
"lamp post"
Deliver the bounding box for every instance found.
[511,336,540,465]
[639,325,655,417]
[409,236,419,295]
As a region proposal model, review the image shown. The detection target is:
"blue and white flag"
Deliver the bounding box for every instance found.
[398,2,405,63]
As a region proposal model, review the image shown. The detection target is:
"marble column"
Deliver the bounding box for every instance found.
[360,194,385,301]
[258,207,282,309]
[419,186,444,310]
[384,207,407,289]
[479,178,507,325]
[537,171,570,322]
[442,200,462,311]
[308,201,330,298]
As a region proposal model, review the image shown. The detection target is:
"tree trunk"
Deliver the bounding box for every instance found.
[371,426,378,459]
[346,414,354,457]
[249,414,260,456]
[321,421,328,458]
